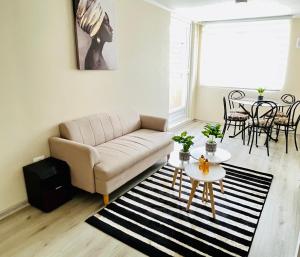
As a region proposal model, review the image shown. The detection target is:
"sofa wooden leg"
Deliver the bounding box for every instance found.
[167,154,170,162]
[103,194,109,206]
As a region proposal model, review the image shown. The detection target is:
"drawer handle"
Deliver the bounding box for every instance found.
[55,186,63,190]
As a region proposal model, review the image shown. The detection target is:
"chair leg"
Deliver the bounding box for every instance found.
[255,128,258,147]
[264,128,269,146]
[234,121,237,135]
[227,121,231,130]
[276,125,280,141]
[249,128,255,154]
[241,122,244,143]
[243,123,246,145]
[270,127,273,139]
[221,122,227,143]
[285,127,288,154]
[248,127,252,146]
[266,129,270,156]
[294,127,299,151]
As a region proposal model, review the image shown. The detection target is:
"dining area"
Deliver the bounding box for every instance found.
[221,89,300,155]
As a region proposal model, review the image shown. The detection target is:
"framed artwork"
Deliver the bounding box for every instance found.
[73,0,117,70]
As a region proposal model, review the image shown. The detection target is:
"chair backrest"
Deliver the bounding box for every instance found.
[250,101,277,128]
[286,100,300,126]
[228,90,245,110]
[281,94,296,104]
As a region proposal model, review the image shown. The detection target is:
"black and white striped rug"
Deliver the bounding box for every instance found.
[86,163,273,257]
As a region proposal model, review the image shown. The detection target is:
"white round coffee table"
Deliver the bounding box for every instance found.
[184,162,226,219]
[190,147,231,164]
[167,151,186,198]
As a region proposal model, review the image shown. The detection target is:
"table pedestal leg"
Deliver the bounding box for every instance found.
[179,169,183,199]
[205,183,209,202]
[202,183,206,202]
[219,180,224,193]
[171,168,179,188]
[186,179,199,210]
[208,182,216,219]
[202,182,209,203]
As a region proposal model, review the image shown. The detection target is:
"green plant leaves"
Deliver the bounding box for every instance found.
[201,123,223,141]
[172,131,194,152]
[257,87,265,95]
[181,131,187,137]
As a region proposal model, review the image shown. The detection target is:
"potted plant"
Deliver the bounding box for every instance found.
[172,131,194,161]
[257,87,265,101]
[202,123,223,154]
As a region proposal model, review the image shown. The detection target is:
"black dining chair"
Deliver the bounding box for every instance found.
[274,100,300,153]
[248,101,277,156]
[227,90,248,134]
[221,97,248,144]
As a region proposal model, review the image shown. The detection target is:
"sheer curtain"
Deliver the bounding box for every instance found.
[199,19,291,90]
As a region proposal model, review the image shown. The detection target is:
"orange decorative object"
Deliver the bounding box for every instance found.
[203,159,210,174]
[198,155,205,171]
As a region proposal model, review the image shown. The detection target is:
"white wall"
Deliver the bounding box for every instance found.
[0,0,171,213]
[195,18,300,123]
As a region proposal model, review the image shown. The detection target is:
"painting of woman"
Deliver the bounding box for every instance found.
[73,0,117,70]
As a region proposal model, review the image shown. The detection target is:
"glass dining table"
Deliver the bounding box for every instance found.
[232,98,290,109]
[229,97,291,140]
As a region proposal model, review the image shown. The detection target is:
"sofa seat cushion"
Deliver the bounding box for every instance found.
[94,129,173,180]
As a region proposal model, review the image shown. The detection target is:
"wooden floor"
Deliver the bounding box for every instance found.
[0,120,300,257]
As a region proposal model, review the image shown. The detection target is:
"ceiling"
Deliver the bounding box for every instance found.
[149,0,300,21]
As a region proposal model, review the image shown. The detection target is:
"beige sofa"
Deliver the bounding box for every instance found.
[49,112,173,205]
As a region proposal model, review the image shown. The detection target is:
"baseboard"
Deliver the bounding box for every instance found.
[193,118,224,124]
[0,201,29,221]
[169,119,196,131]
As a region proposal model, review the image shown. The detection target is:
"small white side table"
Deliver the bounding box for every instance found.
[190,147,231,164]
[184,162,226,219]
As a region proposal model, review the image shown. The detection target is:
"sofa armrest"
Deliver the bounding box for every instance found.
[48,137,101,193]
[140,115,168,132]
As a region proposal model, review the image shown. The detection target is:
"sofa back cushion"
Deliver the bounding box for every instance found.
[59,112,141,146]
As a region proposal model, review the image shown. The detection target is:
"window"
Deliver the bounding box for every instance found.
[169,16,191,124]
[199,19,291,90]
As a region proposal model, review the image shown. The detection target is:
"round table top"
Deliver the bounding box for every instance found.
[167,151,185,169]
[231,98,291,107]
[190,147,231,164]
[184,162,226,182]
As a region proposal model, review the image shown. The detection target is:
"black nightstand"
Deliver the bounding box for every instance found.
[23,157,73,212]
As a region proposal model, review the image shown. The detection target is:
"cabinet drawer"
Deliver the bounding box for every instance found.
[42,185,73,212]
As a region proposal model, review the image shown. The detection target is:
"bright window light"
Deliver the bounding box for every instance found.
[169,16,191,113]
[199,19,291,90]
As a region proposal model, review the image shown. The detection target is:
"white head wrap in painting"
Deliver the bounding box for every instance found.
[76,0,106,37]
